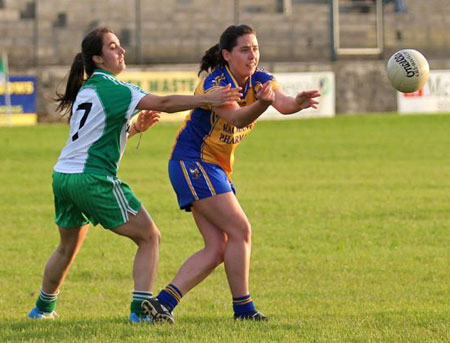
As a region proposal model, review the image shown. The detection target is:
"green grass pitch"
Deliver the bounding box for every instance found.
[1,113,450,342]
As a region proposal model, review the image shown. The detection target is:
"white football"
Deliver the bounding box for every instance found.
[386,49,430,93]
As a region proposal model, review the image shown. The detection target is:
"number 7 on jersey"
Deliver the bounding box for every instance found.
[72,102,93,141]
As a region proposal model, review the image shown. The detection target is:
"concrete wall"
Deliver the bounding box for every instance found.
[2,0,450,67]
[4,0,448,117]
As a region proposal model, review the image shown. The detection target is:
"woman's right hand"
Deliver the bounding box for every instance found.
[207,84,242,107]
[256,81,275,107]
[135,110,161,132]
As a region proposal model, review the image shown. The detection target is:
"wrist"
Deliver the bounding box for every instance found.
[133,122,142,133]
[258,99,272,108]
[201,94,210,106]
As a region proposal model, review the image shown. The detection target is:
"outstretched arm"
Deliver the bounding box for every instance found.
[136,84,242,113]
[212,81,275,128]
[272,88,320,115]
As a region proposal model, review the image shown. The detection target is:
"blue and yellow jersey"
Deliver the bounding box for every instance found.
[170,65,279,180]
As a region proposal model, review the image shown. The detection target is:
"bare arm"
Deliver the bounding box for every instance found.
[136,84,241,113]
[212,82,275,128]
[272,88,320,115]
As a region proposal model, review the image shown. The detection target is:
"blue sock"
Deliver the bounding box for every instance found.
[157,284,183,312]
[233,294,256,317]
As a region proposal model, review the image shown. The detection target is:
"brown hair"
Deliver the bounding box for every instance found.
[198,24,255,76]
[55,27,113,117]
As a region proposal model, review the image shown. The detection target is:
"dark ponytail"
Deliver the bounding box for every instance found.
[198,44,224,76]
[198,24,255,76]
[55,27,113,118]
[55,53,85,116]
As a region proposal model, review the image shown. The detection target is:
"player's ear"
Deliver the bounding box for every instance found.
[92,55,103,65]
[222,49,231,63]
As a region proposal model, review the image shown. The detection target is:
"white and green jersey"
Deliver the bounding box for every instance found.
[54,69,147,176]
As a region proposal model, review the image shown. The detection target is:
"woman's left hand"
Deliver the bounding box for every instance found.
[295,90,321,110]
[135,110,161,132]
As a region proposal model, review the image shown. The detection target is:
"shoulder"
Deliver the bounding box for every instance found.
[203,67,228,91]
[252,68,280,90]
[117,79,148,96]
[252,67,276,82]
[77,84,100,102]
[90,72,147,99]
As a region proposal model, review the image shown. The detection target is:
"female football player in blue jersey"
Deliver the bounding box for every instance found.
[143,24,320,322]
[27,27,241,323]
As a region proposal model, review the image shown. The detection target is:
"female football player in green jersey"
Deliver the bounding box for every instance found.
[142,24,320,322]
[27,27,241,323]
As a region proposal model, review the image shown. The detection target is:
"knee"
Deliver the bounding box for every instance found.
[56,242,78,261]
[148,224,161,244]
[230,220,252,243]
[241,222,252,243]
[140,222,161,246]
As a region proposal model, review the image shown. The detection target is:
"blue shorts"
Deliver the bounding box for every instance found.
[168,159,235,211]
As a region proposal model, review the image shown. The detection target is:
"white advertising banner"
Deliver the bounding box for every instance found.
[262,72,335,119]
[398,70,450,114]
[120,71,335,121]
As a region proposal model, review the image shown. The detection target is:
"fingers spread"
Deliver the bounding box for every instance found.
[306,90,321,98]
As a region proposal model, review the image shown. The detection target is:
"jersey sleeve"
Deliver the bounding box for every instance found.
[194,73,228,111]
[270,77,280,91]
[126,83,149,119]
[253,69,280,91]
[203,71,229,93]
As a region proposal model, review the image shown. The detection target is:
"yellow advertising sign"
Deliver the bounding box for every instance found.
[0,113,37,126]
[119,71,199,122]
[0,75,38,126]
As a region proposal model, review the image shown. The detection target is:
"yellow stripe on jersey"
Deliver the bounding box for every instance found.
[180,161,199,200]
[225,65,240,89]
[196,162,216,196]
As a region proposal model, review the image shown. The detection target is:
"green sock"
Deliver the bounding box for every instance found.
[130,291,152,315]
[35,289,59,312]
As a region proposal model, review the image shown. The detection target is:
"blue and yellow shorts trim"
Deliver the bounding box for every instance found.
[168,159,235,211]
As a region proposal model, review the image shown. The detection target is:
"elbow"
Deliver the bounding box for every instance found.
[235,122,249,129]
[273,103,297,115]
[151,97,177,113]
[157,98,173,113]
[277,107,294,115]
[139,95,175,113]
[231,118,248,129]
